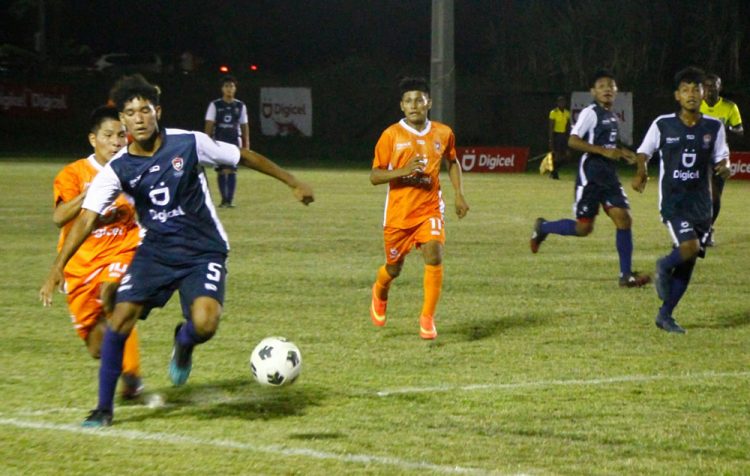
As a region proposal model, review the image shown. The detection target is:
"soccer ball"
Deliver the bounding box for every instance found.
[249,337,302,386]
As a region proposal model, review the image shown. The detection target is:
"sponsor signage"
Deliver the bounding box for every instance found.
[457,146,529,173]
[729,151,750,180]
[0,82,70,116]
[571,91,633,145]
[259,87,312,137]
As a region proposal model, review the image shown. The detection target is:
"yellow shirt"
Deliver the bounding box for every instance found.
[700,97,742,128]
[549,108,571,133]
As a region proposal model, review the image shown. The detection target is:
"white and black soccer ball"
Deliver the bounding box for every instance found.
[249,337,302,387]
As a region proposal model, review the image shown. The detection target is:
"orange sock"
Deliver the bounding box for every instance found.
[374,265,394,301]
[121,326,141,377]
[421,264,443,318]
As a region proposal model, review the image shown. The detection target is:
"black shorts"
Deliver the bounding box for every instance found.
[552,133,568,155]
[663,216,710,258]
[574,181,630,219]
[116,246,227,320]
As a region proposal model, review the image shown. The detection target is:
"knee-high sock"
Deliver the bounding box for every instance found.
[421,264,444,318]
[98,327,128,412]
[540,219,578,236]
[616,228,633,276]
[712,197,721,224]
[660,259,696,316]
[226,172,237,203]
[217,173,228,202]
[176,318,211,348]
[660,247,685,272]
[374,265,395,301]
[121,327,141,377]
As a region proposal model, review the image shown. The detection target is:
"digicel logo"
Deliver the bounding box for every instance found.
[730,161,750,176]
[461,152,515,170]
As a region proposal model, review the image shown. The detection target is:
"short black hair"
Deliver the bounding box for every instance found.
[110,74,160,112]
[89,105,120,133]
[399,76,429,97]
[220,75,238,87]
[591,69,615,86]
[705,72,721,83]
[674,67,706,90]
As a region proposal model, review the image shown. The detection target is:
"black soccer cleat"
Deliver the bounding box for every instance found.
[120,373,144,401]
[530,217,548,254]
[654,258,672,301]
[619,271,652,288]
[169,324,193,386]
[82,408,113,428]
[655,312,686,334]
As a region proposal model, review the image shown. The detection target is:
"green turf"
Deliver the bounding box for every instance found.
[1,160,749,475]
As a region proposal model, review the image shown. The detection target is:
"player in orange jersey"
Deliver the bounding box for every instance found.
[369,77,469,339]
[49,105,144,399]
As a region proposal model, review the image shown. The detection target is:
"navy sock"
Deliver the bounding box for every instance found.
[540,219,577,236]
[98,327,128,412]
[176,319,211,347]
[226,173,237,203]
[217,173,228,202]
[616,229,633,276]
[660,260,695,315]
[660,247,684,272]
[712,199,721,224]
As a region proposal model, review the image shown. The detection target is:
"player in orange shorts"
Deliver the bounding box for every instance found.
[369,77,469,339]
[50,105,144,398]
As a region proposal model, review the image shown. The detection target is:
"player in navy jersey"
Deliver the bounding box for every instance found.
[530,70,650,288]
[205,75,249,208]
[39,74,314,426]
[633,67,729,333]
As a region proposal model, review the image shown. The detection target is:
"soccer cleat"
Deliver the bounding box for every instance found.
[169,324,193,386]
[619,271,652,288]
[529,217,547,254]
[82,408,113,428]
[419,315,437,340]
[654,258,672,301]
[370,284,387,327]
[655,312,686,334]
[120,373,144,401]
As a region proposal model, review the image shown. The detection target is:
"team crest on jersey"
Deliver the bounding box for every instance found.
[171,157,184,171]
[434,141,441,152]
[702,134,712,149]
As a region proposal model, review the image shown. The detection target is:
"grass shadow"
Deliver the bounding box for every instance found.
[452,314,545,342]
[119,378,328,424]
[687,311,750,330]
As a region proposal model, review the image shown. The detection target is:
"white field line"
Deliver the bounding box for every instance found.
[0,418,511,476]
[375,370,750,397]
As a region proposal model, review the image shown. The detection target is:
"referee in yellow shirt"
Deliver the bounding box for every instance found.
[548,95,571,180]
[700,73,743,245]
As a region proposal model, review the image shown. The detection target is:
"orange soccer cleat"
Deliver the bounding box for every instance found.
[419,315,437,340]
[370,285,387,327]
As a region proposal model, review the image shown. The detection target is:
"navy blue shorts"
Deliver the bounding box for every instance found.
[663,216,710,258]
[574,181,630,219]
[116,246,227,320]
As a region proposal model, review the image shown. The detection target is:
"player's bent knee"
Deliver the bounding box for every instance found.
[191,297,222,337]
[576,220,594,236]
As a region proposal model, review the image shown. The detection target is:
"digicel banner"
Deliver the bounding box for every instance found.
[457,146,529,173]
[729,151,750,180]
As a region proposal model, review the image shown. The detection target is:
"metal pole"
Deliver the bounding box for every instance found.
[430,0,455,126]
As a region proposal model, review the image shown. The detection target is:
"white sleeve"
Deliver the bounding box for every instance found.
[194,131,241,167]
[82,164,122,214]
[713,124,730,164]
[570,107,596,138]
[240,104,248,125]
[204,102,216,122]
[636,120,661,161]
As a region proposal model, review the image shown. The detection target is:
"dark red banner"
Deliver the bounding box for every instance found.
[729,151,750,180]
[0,82,71,116]
[457,146,529,173]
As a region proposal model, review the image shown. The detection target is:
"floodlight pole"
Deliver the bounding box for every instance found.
[430,0,455,126]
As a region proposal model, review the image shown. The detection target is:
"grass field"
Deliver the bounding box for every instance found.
[1,160,749,475]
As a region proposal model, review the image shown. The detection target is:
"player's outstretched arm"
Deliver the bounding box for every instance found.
[39,210,99,306]
[238,149,314,205]
[447,159,469,219]
[631,153,649,193]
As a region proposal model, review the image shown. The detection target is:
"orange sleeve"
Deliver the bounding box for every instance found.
[372,128,394,169]
[444,129,457,162]
[53,162,83,207]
